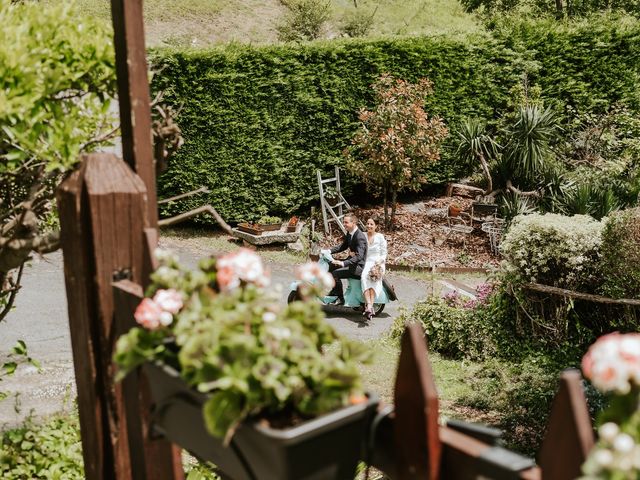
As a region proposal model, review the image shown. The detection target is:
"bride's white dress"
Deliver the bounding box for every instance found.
[361,233,387,297]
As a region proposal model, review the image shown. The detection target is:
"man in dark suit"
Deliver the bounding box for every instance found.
[328,214,368,305]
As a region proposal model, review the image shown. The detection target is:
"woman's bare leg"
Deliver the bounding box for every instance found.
[365,289,374,312]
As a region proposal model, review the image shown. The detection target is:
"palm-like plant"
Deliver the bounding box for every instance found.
[456,118,500,194]
[503,105,559,183]
[556,183,620,220]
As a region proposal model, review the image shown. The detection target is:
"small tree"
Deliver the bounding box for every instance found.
[456,118,500,195]
[345,74,448,228]
[0,0,117,322]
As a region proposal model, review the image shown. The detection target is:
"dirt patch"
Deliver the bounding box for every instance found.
[145,0,286,47]
[319,196,500,269]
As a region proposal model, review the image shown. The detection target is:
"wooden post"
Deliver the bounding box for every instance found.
[110,0,158,228]
[57,153,182,480]
[393,323,441,479]
[539,369,594,480]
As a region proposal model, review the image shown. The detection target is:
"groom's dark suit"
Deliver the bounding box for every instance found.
[328,227,368,301]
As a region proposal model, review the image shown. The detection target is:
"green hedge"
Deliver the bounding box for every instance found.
[151,19,640,223]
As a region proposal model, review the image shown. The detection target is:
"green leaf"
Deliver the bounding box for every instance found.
[12,340,27,356]
[3,362,18,375]
[202,390,244,440]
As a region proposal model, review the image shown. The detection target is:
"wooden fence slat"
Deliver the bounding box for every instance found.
[539,369,594,480]
[394,323,441,480]
[113,280,185,480]
[113,280,147,480]
[59,154,145,479]
[440,427,541,480]
[58,153,182,480]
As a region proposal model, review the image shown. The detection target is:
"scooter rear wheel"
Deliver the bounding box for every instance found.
[373,303,385,315]
[287,290,301,304]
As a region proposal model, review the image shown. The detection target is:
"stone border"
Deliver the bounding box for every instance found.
[386,263,489,274]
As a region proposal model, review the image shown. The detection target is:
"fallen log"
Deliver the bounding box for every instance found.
[523,283,640,306]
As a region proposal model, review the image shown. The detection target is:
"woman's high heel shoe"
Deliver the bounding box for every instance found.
[365,306,373,321]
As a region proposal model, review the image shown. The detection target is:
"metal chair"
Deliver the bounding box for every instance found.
[445,211,474,246]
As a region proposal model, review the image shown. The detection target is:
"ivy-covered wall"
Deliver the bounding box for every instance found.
[151,20,640,223]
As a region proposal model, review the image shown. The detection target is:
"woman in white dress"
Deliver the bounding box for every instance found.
[361,218,387,320]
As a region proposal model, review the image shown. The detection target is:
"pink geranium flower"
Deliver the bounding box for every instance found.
[582,332,640,394]
[153,289,183,314]
[134,298,163,330]
[216,248,270,291]
[295,262,334,292]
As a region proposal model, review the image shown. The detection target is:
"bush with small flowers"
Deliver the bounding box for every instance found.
[113,248,371,442]
[580,333,640,479]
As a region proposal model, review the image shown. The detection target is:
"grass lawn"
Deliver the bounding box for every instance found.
[69,0,482,46]
[360,337,501,422]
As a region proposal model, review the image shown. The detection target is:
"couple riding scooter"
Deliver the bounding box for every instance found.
[288,214,396,321]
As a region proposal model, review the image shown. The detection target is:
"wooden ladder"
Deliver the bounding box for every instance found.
[317,167,355,235]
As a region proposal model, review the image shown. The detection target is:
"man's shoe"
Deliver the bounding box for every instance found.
[330,298,344,306]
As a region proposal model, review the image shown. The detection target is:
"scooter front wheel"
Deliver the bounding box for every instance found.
[373,303,385,315]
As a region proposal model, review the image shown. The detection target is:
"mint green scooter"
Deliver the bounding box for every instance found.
[288,251,396,316]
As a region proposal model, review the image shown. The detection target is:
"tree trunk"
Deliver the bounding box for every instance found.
[391,188,398,230]
[507,179,541,198]
[555,0,563,18]
[478,153,493,195]
[383,185,390,229]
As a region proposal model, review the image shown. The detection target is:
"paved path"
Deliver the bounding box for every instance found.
[0,242,431,427]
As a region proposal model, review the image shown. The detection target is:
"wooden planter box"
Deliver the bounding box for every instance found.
[259,222,284,232]
[237,223,263,235]
[145,363,379,480]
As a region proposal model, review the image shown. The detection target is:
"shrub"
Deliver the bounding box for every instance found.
[339,7,376,38]
[599,207,640,299]
[276,0,331,42]
[497,212,639,345]
[392,296,502,361]
[457,351,603,456]
[500,213,603,290]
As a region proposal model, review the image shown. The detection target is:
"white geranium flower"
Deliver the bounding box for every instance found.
[613,433,635,454]
[593,448,614,468]
[262,312,277,323]
[599,423,619,443]
[268,326,291,340]
[159,311,173,327]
